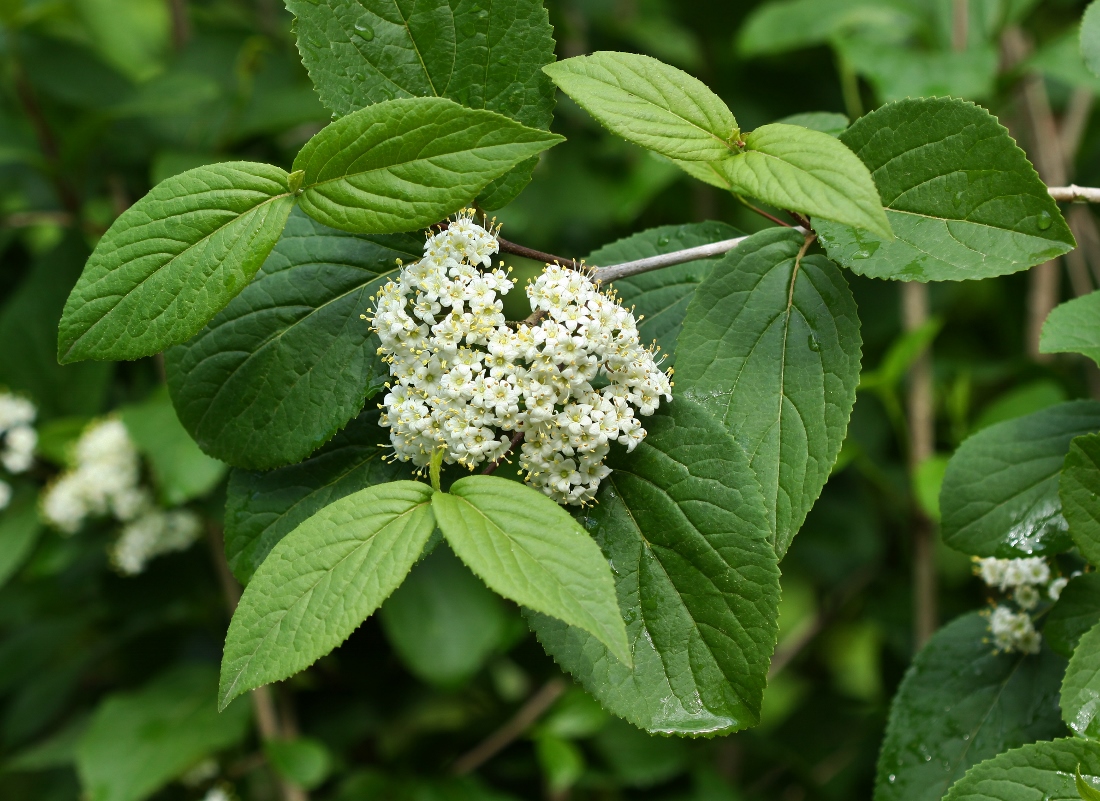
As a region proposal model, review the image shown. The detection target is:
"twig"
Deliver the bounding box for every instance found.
[482,430,525,475]
[167,0,190,50]
[735,195,792,228]
[2,211,73,228]
[452,678,567,776]
[12,68,80,216]
[1049,185,1100,203]
[593,235,750,283]
[496,236,572,266]
[1060,89,1094,160]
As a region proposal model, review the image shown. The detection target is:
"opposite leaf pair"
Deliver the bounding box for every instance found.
[218,474,630,710]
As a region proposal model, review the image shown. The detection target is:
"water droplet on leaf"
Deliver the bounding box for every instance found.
[353,15,375,41]
[807,334,821,352]
[1038,211,1053,230]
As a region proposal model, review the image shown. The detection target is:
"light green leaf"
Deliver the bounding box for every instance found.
[816,97,1075,282]
[944,739,1100,801]
[219,480,436,708]
[432,475,630,666]
[380,545,511,688]
[76,665,251,801]
[265,737,333,791]
[58,162,295,363]
[119,387,225,506]
[295,97,562,234]
[774,111,850,137]
[74,0,169,82]
[530,399,780,736]
[586,221,745,364]
[1084,2,1100,79]
[737,0,917,57]
[859,318,942,392]
[837,38,999,102]
[286,0,557,209]
[224,410,411,585]
[1062,434,1100,566]
[1028,29,1100,95]
[676,228,862,556]
[1042,292,1100,367]
[976,380,1068,432]
[875,612,1066,801]
[0,488,41,590]
[165,208,420,471]
[543,52,738,162]
[720,124,891,238]
[1048,574,1100,658]
[1063,620,1100,739]
[942,401,1100,558]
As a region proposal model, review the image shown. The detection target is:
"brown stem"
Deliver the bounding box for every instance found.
[167,0,190,50]
[903,281,937,648]
[451,678,567,776]
[952,0,968,52]
[496,237,572,266]
[482,430,525,475]
[13,69,80,216]
[735,195,792,228]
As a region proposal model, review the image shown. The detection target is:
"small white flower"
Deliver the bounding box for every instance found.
[1049,576,1069,601]
[988,604,1041,654]
[1014,584,1040,610]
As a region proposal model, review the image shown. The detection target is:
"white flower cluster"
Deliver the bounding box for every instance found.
[368,212,672,505]
[41,419,201,575]
[975,556,1071,654]
[0,393,38,511]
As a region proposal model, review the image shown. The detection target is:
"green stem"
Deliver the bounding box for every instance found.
[835,49,863,121]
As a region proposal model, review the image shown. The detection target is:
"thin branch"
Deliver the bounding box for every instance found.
[735,195,793,228]
[1049,185,1100,203]
[496,236,572,266]
[12,69,80,216]
[482,430,525,475]
[593,235,749,283]
[452,678,567,776]
[166,0,191,50]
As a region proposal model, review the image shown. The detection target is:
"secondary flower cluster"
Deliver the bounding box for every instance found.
[975,556,1069,654]
[41,419,201,575]
[369,212,672,504]
[0,393,38,510]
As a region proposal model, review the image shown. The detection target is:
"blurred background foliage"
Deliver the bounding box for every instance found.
[1,0,1099,799]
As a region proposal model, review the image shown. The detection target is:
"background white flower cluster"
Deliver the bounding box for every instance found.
[0,392,38,510]
[975,556,1069,654]
[41,419,201,575]
[369,212,672,504]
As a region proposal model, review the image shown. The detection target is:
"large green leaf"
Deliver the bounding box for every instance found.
[675,228,862,556]
[1041,292,1100,367]
[737,0,916,58]
[837,38,999,102]
[720,124,891,238]
[0,235,112,419]
[119,387,226,506]
[543,52,739,162]
[224,410,411,585]
[942,401,1100,558]
[874,612,1066,801]
[76,665,251,801]
[58,162,296,363]
[432,475,630,666]
[816,97,1074,282]
[1084,1,1100,79]
[286,0,557,209]
[1062,619,1100,739]
[530,399,780,736]
[380,545,511,688]
[295,97,562,234]
[1061,433,1100,566]
[219,481,436,708]
[0,489,42,590]
[1048,574,1100,658]
[165,208,419,471]
[586,221,744,364]
[942,739,1100,801]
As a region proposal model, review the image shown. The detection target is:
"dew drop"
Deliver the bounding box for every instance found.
[353,14,375,41]
[888,775,896,784]
[807,334,821,352]
[1038,210,1053,230]
[657,235,670,246]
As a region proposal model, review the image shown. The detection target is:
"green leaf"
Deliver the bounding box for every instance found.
[286,0,557,210]
[73,0,169,82]
[675,228,862,556]
[219,481,436,708]
[431,475,630,666]
[837,38,999,102]
[1063,619,1100,738]
[942,401,1100,558]
[1041,292,1100,367]
[265,736,333,790]
[737,0,916,57]
[586,221,745,365]
[224,410,412,585]
[76,665,251,801]
[774,111,849,137]
[58,162,296,363]
[530,399,780,736]
[1029,30,1100,95]
[976,380,1068,432]
[593,719,689,787]
[720,124,891,238]
[1062,434,1100,566]
[875,611,1066,801]
[1084,2,1100,79]
[165,208,420,471]
[379,545,511,688]
[943,739,1100,801]
[1048,574,1100,658]
[1081,765,1100,801]
[816,97,1075,282]
[543,52,739,162]
[859,317,942,392]
[119,387,225,506]
[0,489,42,590]
[0,235,112,419]
[295,97,562,234]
